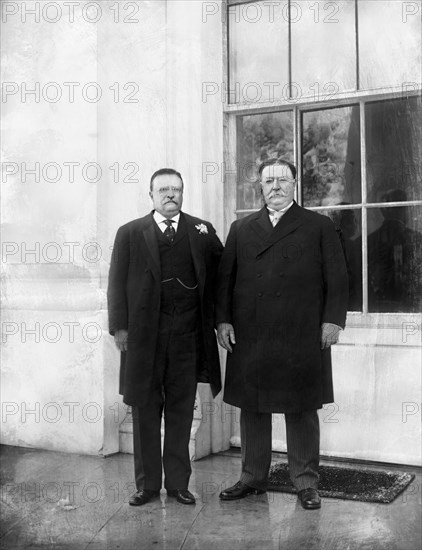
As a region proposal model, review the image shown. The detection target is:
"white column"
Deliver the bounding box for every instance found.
[1,2,104,454]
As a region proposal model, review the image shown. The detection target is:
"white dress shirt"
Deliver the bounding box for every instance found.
[153,211,180,233]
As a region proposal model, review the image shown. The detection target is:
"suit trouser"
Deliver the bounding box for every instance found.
[239,409,320,492]
[132,306,199,491]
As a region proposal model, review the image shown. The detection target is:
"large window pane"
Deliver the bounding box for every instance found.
[368,205,422,313]
[236,111,293,210]
[292,0,356,95]
[323,208,363,311]
[228,2,289,104]
[359,0,422,89]
[302,105,361,207]
[366,96,422,202]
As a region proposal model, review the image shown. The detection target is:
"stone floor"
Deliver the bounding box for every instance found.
[0,445,421,550]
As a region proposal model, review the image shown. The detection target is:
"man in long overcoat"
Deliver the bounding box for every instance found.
[108,168,223,506]
[216,159,348,509]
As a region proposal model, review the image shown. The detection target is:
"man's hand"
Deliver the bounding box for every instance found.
[217,323,236,353]
[320,323,341,349]
[114,329,128,352]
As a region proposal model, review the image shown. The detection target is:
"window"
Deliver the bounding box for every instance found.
[358,0,421,89]
[227,0,421,103]
[224,0,422,314]
[228,3,289,103]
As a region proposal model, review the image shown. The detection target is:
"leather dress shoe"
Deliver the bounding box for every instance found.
[298,488,321,509]
[219,481,266,500]
[129,489,160,506]
[167,489,196,505]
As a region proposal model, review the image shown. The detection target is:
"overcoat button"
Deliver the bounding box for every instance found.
[258,292,263,297]
[276,292,281,297]
[257,273,262,278]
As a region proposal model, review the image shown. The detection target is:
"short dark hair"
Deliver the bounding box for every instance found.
[258,159,296,180]
[150,168,184,191]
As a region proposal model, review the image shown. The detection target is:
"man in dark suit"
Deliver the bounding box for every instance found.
[107,168,223,506]
[216,159,348,509]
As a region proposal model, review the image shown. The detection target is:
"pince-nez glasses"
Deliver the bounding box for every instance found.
[156,186,183,195]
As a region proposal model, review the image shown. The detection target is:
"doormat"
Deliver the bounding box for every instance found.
[267,462,415,503]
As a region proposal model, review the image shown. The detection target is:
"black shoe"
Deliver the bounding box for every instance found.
[167,489,196,505]
[129,489,160,506]
[298,488,321,510]
[219,481,266,500]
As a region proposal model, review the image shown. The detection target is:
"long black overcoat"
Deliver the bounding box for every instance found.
[216,203,348,413]
[107,211,223,406]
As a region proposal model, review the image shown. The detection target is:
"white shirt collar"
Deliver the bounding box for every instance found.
[153,211,181,231]
[267,201,294,216]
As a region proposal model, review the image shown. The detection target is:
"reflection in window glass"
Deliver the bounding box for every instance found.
[366,97,422,202]
[228,2,289,104]
[359,0,422,89]
[367,206,422,313]
[291,0,356,95]
[302,106,361,207]
[322,208,362,311]
[236,111,293,210]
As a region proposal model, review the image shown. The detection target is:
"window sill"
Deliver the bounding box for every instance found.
[345,311,422,329]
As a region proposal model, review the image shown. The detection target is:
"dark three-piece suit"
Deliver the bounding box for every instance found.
[107,211,223,491]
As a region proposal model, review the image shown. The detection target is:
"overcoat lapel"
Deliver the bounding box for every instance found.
[141,214,161,280]
[253,202,305,256]
[250,207,273,241]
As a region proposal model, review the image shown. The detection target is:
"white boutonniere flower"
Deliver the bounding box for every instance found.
[195,223,208,235]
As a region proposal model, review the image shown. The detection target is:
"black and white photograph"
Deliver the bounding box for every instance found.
[1,1,421,549]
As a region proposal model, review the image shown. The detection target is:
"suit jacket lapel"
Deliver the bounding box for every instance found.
[141,213,161,280]
[172,213,188,244]
[185,213,205,297]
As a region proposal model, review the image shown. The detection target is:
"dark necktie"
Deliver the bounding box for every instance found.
[163,219,175,244]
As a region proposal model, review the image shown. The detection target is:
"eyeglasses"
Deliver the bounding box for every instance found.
[156,186,183,195]
[261,178,295,186]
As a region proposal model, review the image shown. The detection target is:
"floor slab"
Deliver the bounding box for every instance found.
[1,445,420,550]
